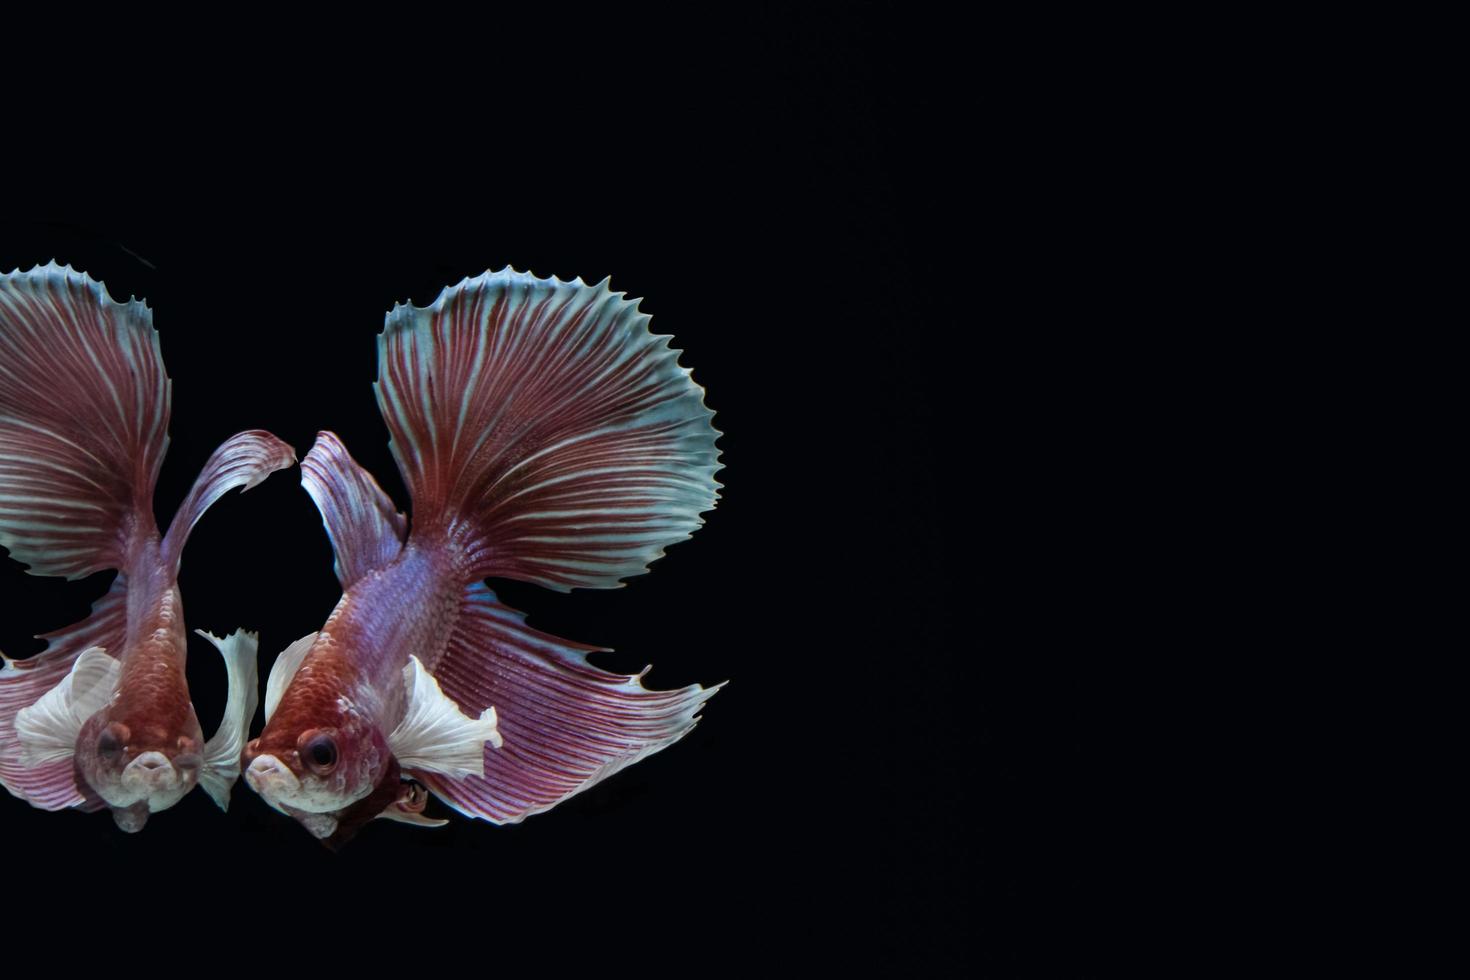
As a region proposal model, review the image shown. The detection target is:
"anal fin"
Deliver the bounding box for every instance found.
[413,582,721,824]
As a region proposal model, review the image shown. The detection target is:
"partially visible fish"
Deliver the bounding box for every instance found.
[243,268,722,846]
[0,262,296,831]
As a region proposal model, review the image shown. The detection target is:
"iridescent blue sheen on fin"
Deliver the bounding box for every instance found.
[0,261,167,580]
[374,268,722,591]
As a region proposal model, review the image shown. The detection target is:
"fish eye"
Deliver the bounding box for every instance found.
[97,723,129,757]
[173,736,202,772]
[299,731,338,775]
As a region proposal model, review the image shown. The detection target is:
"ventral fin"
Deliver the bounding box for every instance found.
[161,430,297,574]
[13,647,120,766]
[300,431,407,588]
[196,629,260,811]
[372,778,447,829]
[264,632,318,723]
[377,805,448,828]
[387,656,501,778]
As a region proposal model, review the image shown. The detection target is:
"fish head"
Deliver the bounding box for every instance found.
[242,701,390,839]
[73,707,206,832]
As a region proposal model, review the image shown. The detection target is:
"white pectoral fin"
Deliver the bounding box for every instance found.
[13,647,120,766]
[196,629,260,811]
[387,656,502,778]
[264,632,318,722]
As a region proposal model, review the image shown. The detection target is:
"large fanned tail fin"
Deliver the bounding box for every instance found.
[0,262,170,579]
[411,583,720,824]
[375,268,721,591]
[0,576,128,809]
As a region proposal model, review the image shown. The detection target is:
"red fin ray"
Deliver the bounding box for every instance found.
[300,431,406,587]
[0,262,169,579]
[375,269,721,591]
[413,582,720,824]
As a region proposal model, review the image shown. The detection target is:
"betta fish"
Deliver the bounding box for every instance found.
[243,268,722,845]
[0,262,296,831]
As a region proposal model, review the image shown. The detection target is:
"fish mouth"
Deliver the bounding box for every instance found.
[246,754,349,837]
[121,752,181,793]
[247,753,350,812]
[92,751,195,814]
[245,753,302,803]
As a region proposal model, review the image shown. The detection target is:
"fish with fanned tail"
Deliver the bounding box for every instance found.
[0,262,296,830]
[242,268,723,846]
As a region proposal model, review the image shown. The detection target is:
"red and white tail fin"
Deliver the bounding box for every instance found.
[375,268,721,590]
[0,261,169,579]
[411,583,720,824]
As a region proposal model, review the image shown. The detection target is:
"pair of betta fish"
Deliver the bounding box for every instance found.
[0,261,721,847]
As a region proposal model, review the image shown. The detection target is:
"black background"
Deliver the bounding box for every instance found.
[0,20,992,974]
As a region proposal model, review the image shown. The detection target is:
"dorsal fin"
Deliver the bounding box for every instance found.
[300,432,406,587]
[0,262,169,579]
[374,269,721,591]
